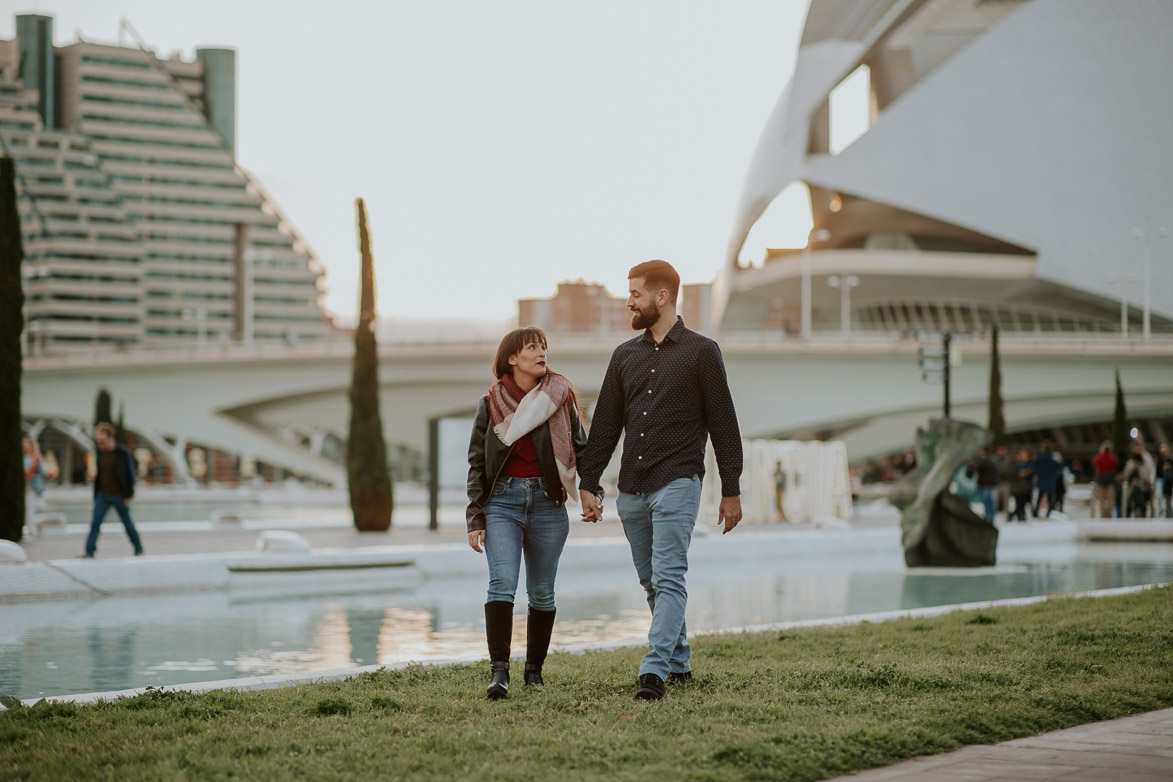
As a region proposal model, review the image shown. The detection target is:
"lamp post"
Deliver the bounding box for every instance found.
[802,228,831,340]
[1106,272,1137,337]
[1132,217,1168,339]
[827,274,860,336]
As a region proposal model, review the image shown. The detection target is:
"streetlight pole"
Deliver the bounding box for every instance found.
[1106,272,1137,337]
[803,228,830,340]
[1133,216,1168,340]
[827,274,860,336]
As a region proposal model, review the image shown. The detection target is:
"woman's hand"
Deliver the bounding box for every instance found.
[468,530,485,552]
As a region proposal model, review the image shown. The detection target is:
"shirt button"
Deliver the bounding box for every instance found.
[640,433,644,437]
[647,390,652,394]
[651,369,655,373]
[643,412,647,416]
[638,456,642,460]
[655,347,659,351]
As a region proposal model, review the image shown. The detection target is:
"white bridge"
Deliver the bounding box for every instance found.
[21,331,1173,486]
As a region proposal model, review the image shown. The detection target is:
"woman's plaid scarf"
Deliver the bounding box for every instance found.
[487,372,578,503]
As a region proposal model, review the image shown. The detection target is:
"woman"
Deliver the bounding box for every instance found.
[23,436,46,530]
[466,326,587,699]
[1009,447,1035,522]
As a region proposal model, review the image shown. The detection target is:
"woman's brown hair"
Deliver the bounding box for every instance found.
[491,326,578,406]
[492,326,548,380]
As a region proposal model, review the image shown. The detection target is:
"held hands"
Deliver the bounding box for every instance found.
[468,530,485,553]
[718,496,742,535]
[579,489,602,523]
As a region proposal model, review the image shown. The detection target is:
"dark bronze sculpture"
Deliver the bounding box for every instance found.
[890,419,998,567]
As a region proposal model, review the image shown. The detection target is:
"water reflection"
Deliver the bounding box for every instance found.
[2,543,1172,700]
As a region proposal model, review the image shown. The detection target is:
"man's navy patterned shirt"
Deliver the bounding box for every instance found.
[578,316,743,497]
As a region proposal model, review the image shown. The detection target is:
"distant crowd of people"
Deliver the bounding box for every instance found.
[962,438,1172,523]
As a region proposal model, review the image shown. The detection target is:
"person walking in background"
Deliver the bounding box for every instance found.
[1052,451,1067,514]
[993,444,1013,521]
[1030,441,1062,519]
[84,422,143,558]
[577,260,743,701]
[22,436,46,531]
[975,448,998,523]
[1092,441,1119,518]
[465,327,588,699]
[1157,443,1172,518]
[1009,447,1035,522]
[1122,441,1155,518]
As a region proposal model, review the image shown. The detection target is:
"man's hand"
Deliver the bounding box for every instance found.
[718,496,742,534]
[468,530,485,552]
[579,489,602,522]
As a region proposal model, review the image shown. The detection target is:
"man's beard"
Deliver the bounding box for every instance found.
[630,301,661,330]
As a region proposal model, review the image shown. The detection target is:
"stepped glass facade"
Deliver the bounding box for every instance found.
[0,14,329,352]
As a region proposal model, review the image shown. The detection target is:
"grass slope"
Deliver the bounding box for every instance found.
[4,586,1171,781]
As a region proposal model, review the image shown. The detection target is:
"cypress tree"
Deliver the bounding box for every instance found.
[0,158,25,542]
[94,387,112,427]
[116,401,128,446]
[347,198,393,532]
[1112,368,1129,459]
[987,325,1005,446]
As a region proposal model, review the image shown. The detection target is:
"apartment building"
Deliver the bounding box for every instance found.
[0,14,329,351]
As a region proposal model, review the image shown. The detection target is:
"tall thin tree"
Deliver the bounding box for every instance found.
[347,198,393,531]
[1112,368,1129,459]
[94,386,112,428]
[0,158,26,542]
[987,325,1006,446]
[116,401,128,446]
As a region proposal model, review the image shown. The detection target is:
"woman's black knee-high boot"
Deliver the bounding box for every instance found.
[484,601,513,699]
[525,608,556,686]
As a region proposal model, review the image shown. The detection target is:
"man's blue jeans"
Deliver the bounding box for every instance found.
[978,486,995,523]
[86,494,143,556]
[483,477,569,611]
[616,475,702,680]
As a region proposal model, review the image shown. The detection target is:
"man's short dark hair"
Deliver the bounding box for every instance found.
[628,260,680,306]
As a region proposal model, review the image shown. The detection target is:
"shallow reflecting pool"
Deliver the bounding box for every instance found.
[2,541,1171,700]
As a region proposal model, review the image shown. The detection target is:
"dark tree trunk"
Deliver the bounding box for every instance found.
[0,158,26,542]
[1112,368,1129,461]
[347,198,393,532]
[987,326,1005,447]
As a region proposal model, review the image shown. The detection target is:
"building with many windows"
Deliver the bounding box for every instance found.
[0,14,329,352]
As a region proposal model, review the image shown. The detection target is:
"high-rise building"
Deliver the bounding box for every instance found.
[0,14,329,352]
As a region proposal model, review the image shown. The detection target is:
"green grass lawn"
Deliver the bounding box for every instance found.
[4,586,1172,781]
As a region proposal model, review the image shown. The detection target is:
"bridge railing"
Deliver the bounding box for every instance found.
[21,326,1173,368]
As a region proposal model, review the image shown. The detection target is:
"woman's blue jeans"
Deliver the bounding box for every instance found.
[484,477,569,611]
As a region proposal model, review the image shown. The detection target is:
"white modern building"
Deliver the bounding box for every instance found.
[717,0,1173,338]
[0,14,329,351]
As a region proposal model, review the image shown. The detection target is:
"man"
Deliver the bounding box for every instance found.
[1030,441,1062,519]
[1091,441,1118,519]
[1156,443,1172,519]
[975,448,998,523]
[577,260,743,701]
[1122,440,1155,518]
[84,422,144,558]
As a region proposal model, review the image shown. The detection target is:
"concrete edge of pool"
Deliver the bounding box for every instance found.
[11,582,1166,708]
[3,520,1172,603]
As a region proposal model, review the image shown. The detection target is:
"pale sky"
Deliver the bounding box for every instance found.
[3,1,830,326]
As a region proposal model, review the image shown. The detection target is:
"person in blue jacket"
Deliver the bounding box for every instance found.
[1030,441,1064,519]
[83,422,144,558]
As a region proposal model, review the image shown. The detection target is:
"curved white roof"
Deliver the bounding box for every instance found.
[724,0,1173,323]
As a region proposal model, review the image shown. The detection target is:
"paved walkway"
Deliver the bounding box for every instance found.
[826,708,1173,781]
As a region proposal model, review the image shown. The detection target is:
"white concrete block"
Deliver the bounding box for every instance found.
[0,540,28,563]
[257,530,311,553]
